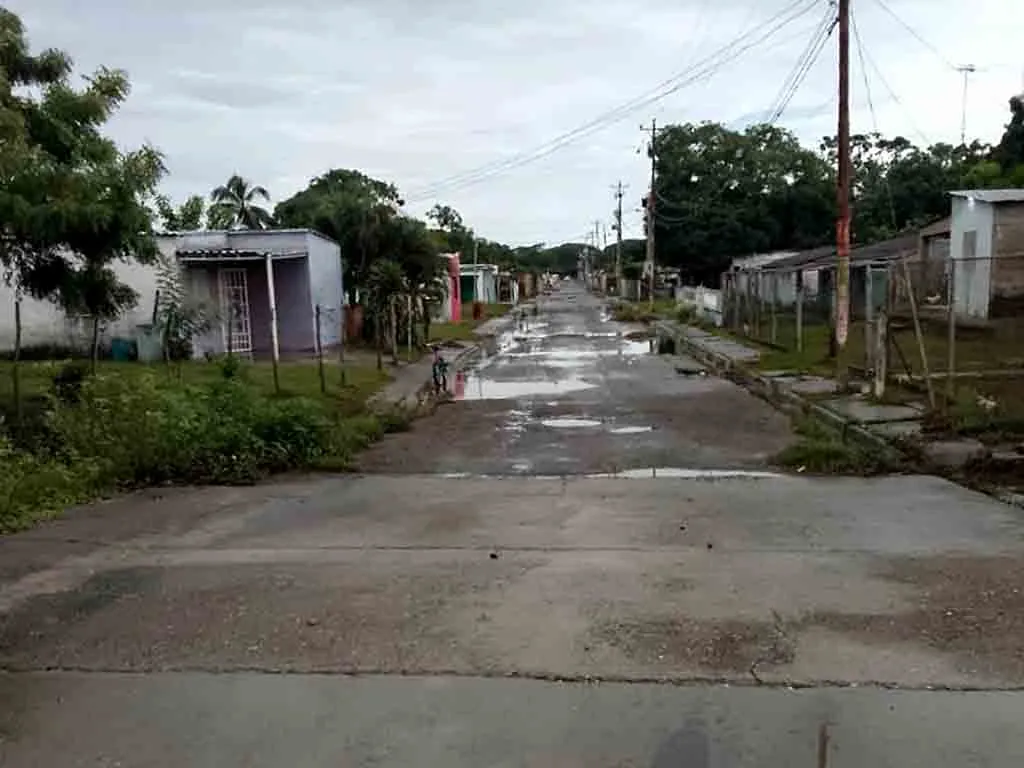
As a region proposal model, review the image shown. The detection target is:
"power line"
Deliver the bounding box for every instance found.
[854,22,931,147]
[869,0,957,71]
[765,6,838,124]
[402,0,820,203]
[851,4,898,231]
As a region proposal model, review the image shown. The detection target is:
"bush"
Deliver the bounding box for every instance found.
[0,367,400,529]
[0,437,92,533]
[39,373,344,488]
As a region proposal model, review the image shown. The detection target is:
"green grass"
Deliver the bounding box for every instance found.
[0,357,398,533]
[774,418,899,475]
[430,302,514,342]
[0,359,390,415]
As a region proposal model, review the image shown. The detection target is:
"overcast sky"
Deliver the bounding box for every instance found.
[11,0,1024,246]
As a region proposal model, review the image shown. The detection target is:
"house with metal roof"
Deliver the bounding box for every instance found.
[948,189,1024,319]
[156,228,344,360]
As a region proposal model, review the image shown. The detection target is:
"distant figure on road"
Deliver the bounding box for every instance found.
[431,345,449,394]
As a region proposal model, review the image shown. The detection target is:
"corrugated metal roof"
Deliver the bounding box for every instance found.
[920,217,951,237]
[177,248,307,259]
[949,189,1024,203]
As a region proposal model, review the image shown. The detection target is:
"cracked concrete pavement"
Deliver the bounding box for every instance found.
[3,282,1024,766]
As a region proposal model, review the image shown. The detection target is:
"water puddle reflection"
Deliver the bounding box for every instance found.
[454,370,597,401]
[541,418,602,429]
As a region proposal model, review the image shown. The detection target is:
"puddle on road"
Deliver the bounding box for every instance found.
[436,468,784,480]
[454,371,597,401]
[609,426,654,435]
[588,468,782,479]
[540,417,602,429]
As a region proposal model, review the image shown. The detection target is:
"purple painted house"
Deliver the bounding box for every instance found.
[156,229,343,360]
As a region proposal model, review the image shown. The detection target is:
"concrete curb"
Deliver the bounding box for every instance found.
[655,321,901,459]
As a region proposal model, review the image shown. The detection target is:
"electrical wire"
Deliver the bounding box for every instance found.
[402,0,821,203]
[853,19,931,147]
[869,0,957,71]
[851,4,898,231]
[765,7,838,124]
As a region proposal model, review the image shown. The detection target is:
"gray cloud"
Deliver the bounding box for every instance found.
[10,0,1024,245]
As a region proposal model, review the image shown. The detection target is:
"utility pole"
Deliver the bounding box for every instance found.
[642,119,658,308]
[613,181,625,293]
[834,0,852,375]
[957,64,976,146]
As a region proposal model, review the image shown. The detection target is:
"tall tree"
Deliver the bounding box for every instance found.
[156,194,206,231]
[275,169,405,300]
[993,95,1024,172]
[0,9,163,408]
[209,174,272,229]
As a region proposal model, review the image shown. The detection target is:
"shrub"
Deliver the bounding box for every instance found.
[0,437,91,533]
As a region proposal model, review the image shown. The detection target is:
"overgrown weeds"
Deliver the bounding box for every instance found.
[0,362,398,532]
[774,417,900,476]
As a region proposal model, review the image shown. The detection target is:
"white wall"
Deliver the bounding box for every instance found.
[0,258,159,352]
[950,196,995,319]
[305,232,344,347]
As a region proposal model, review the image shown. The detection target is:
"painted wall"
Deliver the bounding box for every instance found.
[0,257,160,352]
[306,232,344,347]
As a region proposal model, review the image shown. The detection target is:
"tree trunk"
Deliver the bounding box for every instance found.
[422,298,432,346]
[12,296,22,424]
[390,296,398,364]
[374,308,383,372]
[90,316,101,374]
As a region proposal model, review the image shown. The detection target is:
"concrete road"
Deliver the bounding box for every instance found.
[2,282,1024,766]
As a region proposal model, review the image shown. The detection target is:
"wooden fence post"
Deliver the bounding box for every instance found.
[796,271,805,353]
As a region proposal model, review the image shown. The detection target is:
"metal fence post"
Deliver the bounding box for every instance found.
[770,272,778,345]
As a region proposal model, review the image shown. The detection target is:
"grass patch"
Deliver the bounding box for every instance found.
[0,358,396,533]
[430,302,514,342]
[774,417,898,475]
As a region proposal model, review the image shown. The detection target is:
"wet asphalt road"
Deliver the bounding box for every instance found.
[357,285,793,476]
[3,281,1024,766]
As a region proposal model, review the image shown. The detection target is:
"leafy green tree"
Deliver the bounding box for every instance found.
[993,95,1024,172]
[275,169,404,301]
[652,121,835,283]
[365,259,407,368]
[156,194,206,231]
[209,175,272,229]
[0,9,163,410]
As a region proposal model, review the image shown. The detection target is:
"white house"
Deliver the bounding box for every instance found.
[459,263,499,304]
[0,228,344,359]
[948,189,1024,320]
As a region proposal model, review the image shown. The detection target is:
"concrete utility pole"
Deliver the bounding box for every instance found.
[613,181,624,291]
[957,64,976,146]
[642,119,658,308]
[834,0,852,372]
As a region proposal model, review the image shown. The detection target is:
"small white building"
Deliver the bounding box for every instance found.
[459,263,499,304]
[948,189,1024,320]
[0,228,344,359]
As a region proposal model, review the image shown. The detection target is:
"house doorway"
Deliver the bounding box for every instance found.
[218,267,253,356]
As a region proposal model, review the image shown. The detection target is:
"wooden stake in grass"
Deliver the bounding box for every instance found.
[901,256,935,409]
[315,304,326,394]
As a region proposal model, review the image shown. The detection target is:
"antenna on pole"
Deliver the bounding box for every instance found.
[957,64,977,146]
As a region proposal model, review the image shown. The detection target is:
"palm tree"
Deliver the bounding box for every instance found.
[209,175,273,229]
[366,259,407,369]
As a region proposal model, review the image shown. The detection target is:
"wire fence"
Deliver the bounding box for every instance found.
[722,251,1024,427]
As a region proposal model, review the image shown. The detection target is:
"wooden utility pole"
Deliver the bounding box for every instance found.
[642,119,658,308]
[835,0,852,379]
[613,181,624,290]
